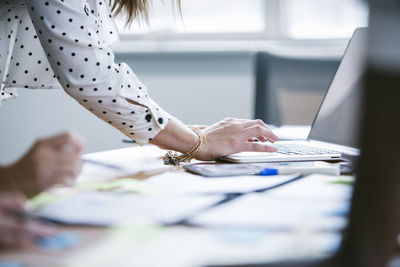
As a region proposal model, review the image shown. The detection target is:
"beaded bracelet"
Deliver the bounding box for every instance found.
[163,127,206,166]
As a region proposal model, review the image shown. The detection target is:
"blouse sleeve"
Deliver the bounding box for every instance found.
[23,0,171,145]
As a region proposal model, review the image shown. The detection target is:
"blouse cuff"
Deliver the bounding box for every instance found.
[120,98,171,146]
[0,87,18,106]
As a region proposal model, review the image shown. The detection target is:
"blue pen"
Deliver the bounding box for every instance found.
[258,162,340,176]
[259,168,280,176]
[83,159,126,171]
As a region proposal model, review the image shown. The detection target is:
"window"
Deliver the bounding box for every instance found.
[115,0,369,39]
[281,0,369,39]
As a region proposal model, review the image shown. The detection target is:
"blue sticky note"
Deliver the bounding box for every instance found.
[35,232,80,251]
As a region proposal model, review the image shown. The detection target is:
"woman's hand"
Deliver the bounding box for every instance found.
[0,193,56,248]
[195,118,279,161]
[152,117,278,162]
[0,132,84,197]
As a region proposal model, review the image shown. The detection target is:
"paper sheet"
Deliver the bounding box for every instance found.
[142,172,301,195]
[266,174,354,201]
[33,192,223,226]
[79,145,173,183]
[189,175,353,231]
[61,226,341,267]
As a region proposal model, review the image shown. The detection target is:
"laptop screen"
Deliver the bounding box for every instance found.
[308,28,367,149]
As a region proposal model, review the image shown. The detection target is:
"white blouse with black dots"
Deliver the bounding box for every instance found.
[0,0,171,145]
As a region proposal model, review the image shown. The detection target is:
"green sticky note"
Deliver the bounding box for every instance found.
[109,222,164,242]
[330,180,355,186]
[76,178,161,194]
[28,192,65,210]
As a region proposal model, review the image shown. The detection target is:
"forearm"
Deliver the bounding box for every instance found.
[150,117,198,153]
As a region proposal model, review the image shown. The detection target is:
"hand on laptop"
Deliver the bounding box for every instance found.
[0,132,84,197]
[195,118,279,161]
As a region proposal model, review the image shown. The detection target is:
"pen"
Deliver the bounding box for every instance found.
[83,159,126,171]
[258,165,340,176]
[258,168,281,176]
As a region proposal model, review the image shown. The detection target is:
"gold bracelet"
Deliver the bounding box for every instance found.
[163,127,206,166]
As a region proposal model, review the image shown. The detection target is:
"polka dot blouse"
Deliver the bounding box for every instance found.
[0,0,171,145]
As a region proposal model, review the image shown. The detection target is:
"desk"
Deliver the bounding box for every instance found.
[0,145,353,267]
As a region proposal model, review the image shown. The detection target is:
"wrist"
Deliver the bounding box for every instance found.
[163,127,206,165]
[0,164,17,192]
[151,117,199,153]
[179,127,199,154]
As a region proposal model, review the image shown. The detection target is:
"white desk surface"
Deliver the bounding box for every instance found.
[0,144,352,267]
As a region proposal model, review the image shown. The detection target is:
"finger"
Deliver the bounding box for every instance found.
[0,193,26,210]
[0,229,33,248]
[242,142,279,153]
[49,171,79,187]
[0,215,49,247]
[52,170,79,186]
[238,121,278,142]
[0,220,55,248]
[233,119,272,130]
[41,132,85,154]
[254,119,274,132]
[39,156,81,189]
[55,154,83,175]
[242,125,279,143]
[24,219,57,237]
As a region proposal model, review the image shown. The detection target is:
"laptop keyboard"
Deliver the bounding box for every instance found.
[275,144,341,155]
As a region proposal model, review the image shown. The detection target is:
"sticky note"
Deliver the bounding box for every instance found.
[76,178,160,194]
[28,192,64,210]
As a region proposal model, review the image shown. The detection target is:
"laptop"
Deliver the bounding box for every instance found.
[223,28,366,163]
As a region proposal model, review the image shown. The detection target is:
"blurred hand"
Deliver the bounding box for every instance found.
[1,132,84,197]
[0,193,56,248]
[196,118,279,161]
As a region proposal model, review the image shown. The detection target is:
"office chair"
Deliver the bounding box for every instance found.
[254,51,339,126]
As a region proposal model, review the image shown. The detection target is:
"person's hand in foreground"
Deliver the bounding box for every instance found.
[152,117,279,161]
[0,132,84,197]
[0,193,56,248]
